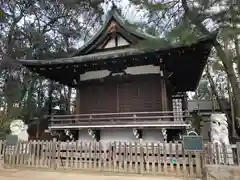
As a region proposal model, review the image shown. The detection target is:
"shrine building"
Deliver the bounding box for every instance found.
[18,5,215,143]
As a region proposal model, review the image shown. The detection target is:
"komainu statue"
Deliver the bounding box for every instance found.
[210,113,233,164]
[10,119,29,141]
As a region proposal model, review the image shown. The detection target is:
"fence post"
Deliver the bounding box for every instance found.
[195,152,202,177]
[215,143,220,164]
[0,141,4,168]
[51,138,57,169]
[0,140,2,155]
[236,142,240,165]
[140,143,144,174]
[201,151,208,180]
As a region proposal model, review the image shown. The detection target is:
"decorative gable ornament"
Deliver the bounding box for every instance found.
[107,22,118,34]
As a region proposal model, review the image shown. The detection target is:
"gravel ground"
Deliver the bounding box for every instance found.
[0,168,189,180]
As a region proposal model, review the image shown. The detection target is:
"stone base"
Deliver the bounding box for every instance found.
[203,165,240,180]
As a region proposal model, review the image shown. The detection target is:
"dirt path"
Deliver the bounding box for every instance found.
[0,168,189,180]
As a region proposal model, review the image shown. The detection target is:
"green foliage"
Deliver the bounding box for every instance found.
[193,79,211,100]
[0,115,11,139]
[220,27,240,39]
[166,17,202,45]
[0,7,6,22]
[195,0,212,9]
[212,59,225,72]
[131,0,169,11]
[147,3,169,11]
[0,0,103,131]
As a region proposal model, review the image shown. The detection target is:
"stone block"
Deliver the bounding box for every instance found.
[204,165,240,180]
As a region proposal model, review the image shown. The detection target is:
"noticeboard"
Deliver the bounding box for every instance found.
[183,135,204,152]
[6,135,18,146]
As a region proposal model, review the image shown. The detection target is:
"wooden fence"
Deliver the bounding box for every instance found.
[1,140,240,178]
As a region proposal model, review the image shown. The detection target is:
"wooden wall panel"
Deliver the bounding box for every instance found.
[118,75,162,112]
[79,83,117,113]
[79,74,167,114]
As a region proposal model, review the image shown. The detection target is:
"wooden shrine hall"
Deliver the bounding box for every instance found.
[18,5,216,142]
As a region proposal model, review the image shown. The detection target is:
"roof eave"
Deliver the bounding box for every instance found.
[17,35,216,66]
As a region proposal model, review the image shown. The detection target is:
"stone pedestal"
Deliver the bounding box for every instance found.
[204,165,240,180]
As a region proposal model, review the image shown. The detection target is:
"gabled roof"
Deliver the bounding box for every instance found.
[74,4,156,56]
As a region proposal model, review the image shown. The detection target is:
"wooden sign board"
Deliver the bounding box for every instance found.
[6,135,18,146]
[183,135,204,152]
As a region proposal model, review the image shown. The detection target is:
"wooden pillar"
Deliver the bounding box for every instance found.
[160,64,169,112]
[182,93,188,120]
[182,93,188,111]
[76,88,80,114]
[167,81,173,111]
[75,73,81,115]
[48,81,54,116]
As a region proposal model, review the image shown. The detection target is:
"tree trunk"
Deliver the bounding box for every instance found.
[25,76,37,123]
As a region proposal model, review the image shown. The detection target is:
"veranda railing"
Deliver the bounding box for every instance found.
[49,111,191,128]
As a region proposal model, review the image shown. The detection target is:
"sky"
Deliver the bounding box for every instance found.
[101,0,146,22]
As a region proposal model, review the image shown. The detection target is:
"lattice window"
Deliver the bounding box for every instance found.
[172,98,183,121]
